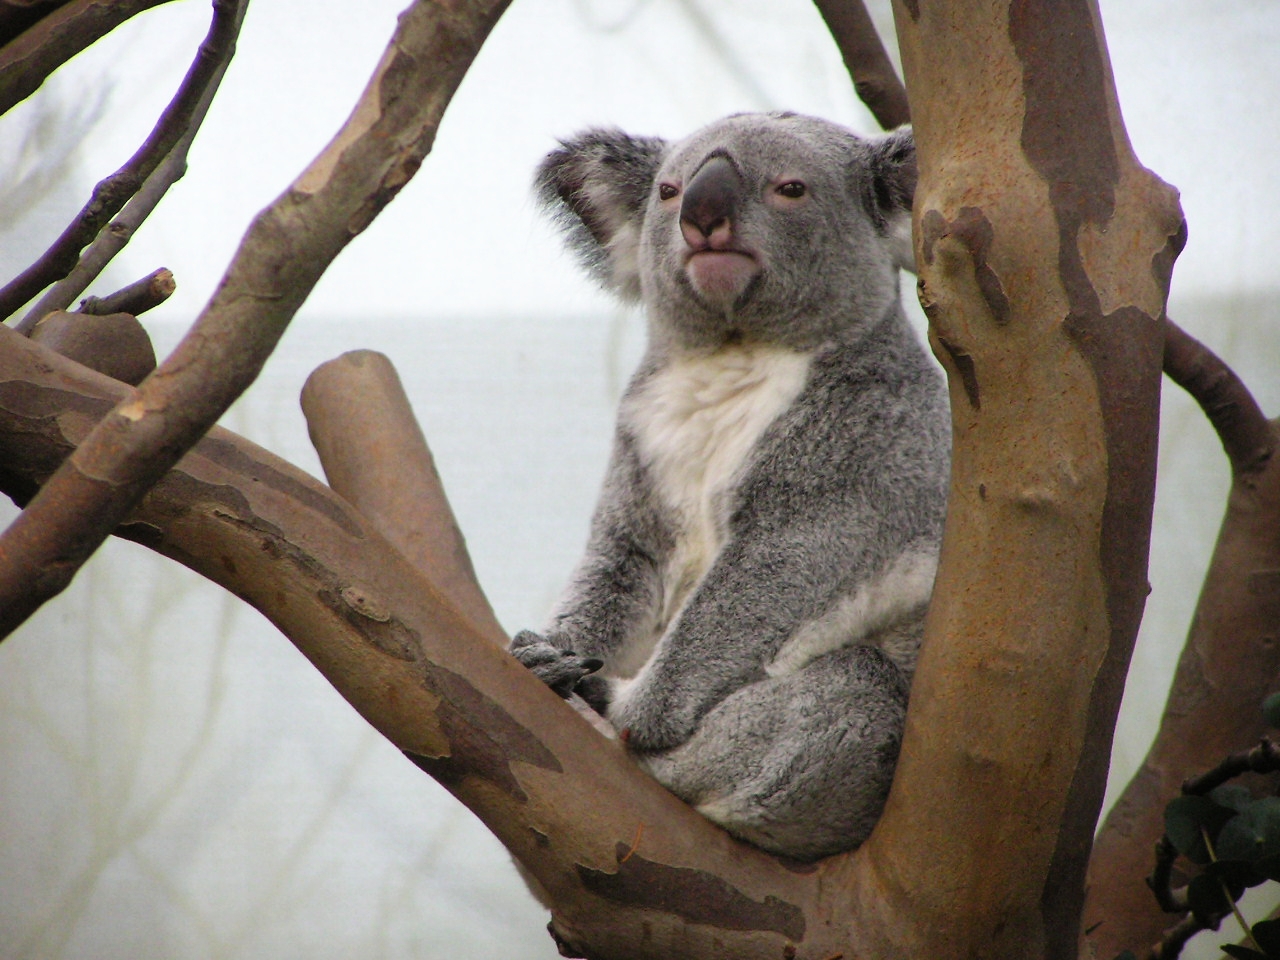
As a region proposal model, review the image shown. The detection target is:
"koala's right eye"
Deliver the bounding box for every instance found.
[658,183,680,201]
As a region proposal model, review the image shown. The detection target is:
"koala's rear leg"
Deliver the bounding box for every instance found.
[635,644,909,862]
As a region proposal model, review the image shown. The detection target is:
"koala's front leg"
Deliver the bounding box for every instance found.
[606,533,836,753]
[509,433,669,716]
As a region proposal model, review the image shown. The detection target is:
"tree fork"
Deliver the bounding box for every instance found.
[1084,321,1280,958]
[856,2,1184,956]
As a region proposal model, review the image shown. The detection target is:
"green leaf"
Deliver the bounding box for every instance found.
[1222,946,1268,960]
[1165,795,1237,864]
[1252,918,1280,955]
[1213,784,1256,813]
[1204,857,1266,890]
[1188,871,1243,917]
[1217,797,1280,863]
[1256,853,1280,882]
[1262,691,1280,728]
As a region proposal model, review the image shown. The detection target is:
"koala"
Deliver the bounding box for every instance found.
[511,112,950,861]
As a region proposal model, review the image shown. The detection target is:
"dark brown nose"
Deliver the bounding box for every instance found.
[680,156,742,240]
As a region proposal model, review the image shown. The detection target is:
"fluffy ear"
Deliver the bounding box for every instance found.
[862,126,917,273]
[534,128,667,301]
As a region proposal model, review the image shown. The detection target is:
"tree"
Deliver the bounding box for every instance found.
[0,1,1276,958]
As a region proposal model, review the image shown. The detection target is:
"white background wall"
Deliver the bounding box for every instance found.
[0,1,1277,957]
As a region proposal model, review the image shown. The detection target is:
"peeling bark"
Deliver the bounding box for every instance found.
[857,2,1183,956]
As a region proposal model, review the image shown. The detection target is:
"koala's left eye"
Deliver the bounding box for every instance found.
[658,183,680,201]
[776,181,807,199]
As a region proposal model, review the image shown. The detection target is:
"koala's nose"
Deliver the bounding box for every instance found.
[680,156,741,247]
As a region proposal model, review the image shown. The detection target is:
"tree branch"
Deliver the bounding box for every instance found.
[0,324,876,960]
[812,0,909,129]
[0,0,511,640]
[0,0,76,48]
[2,0,245,324]
[0,0,177,118]
[1161,316,1275,477]
[1084,328,1280,958]
[869,3,1183,957]
[76,266,174,317]
[300,349,506,644]
[28,308,155,383]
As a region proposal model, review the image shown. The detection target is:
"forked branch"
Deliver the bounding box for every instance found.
[1084,322,1280,957]
[1,0,246,325]
[0,0,511,639]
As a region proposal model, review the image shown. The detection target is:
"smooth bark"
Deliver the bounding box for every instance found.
[853,2,1183,956]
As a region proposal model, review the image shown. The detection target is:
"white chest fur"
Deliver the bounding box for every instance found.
[627,344,813,625]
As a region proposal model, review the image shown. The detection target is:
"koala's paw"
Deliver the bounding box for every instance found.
[510,630,604,699]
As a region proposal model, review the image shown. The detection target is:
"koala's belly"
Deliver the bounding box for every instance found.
[627,344,812,626]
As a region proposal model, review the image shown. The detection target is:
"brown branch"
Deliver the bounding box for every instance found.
[0,0,177,117]
[879,3,1183,958]
[77,267,174,317]
[0,0,512,639]
[1084,394,1280,957]
[0,0,75,47]
[300,350,506,643]
[1162,316,1275,477]
[300,350,619,743]
[1,0,244,324]
[1183,738,1280,796]
[0,324,871,960]
[812,0,909,130]
[1150,915,1211,960]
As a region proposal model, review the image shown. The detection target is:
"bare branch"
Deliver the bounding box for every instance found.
[300,350,506,644]
[876,3,1183,957]
[1084,402,1280,956]
[0,0,512,639]
[0,325,867,960]
[1150,915,1210,960]
[1162,316,1274,477]
[77,266,173,316]
[812,0,909,130]
[1181,738,1280,796]
[0,0,176,118]
[1,0,245,324]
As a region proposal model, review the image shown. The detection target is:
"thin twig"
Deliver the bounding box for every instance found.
[1182,738,1280,796]
[812,0,910,130]
[1147,836,1187,914]
[77,268,174,317]
[1,0,245,324]
[1143,739,1280,958]
[1163,315,1275,477]
[0,0,512,640]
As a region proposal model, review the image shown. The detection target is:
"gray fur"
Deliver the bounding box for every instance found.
[512,112,950,861]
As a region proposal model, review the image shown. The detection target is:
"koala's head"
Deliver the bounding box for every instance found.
[536,112,916,350]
